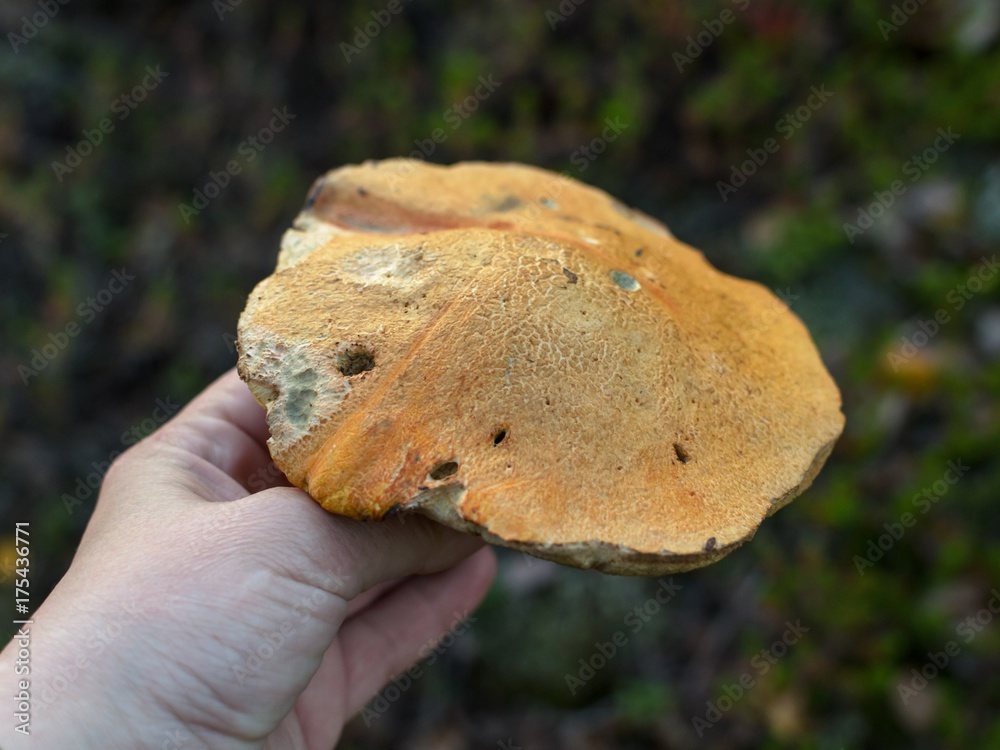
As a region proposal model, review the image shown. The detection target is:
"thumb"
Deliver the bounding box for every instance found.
[217,485,488,600]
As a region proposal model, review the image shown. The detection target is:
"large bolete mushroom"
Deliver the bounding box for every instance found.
[237,160,844,575]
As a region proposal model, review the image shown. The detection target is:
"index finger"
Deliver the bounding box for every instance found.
[130,368,281,494]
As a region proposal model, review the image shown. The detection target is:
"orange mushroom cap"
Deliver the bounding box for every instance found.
[237,160,844,575]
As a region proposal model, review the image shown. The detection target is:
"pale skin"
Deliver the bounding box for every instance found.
[0,369,496,749]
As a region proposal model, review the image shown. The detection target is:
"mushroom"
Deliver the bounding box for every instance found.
[237,159,844,575]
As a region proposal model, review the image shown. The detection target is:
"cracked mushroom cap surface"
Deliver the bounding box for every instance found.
[236,159,844,575]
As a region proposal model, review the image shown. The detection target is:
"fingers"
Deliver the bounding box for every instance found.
[178,368,271,447]
[296,547,496,749]
[156,368,276,490]
[338,546,495,714]
[345,580,399,618]
[325,512,488,599]
[240,488,489,601]
[106,369,285,500]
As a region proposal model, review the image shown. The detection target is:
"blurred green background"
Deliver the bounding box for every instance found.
[2,0,999,747]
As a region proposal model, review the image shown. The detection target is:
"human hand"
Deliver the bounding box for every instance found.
[0,369,496,749]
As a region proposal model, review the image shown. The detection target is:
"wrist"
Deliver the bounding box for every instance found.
[0,584,180,749]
